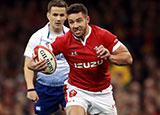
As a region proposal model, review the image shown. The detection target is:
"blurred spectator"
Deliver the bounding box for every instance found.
[110,65,132,88]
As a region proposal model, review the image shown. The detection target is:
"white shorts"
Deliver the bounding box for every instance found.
[64,80,117,115]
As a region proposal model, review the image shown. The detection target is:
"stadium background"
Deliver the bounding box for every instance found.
[0,0,160,114]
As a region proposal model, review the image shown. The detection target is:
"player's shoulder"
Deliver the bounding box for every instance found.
[53,29,72,48]
[91,25,116,37]
[25,24,48,50]
[33,24,47,36]
[31,29,42,39]
[57,29,72,39]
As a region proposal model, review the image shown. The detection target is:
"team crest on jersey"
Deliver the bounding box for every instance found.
[69,89,77,97]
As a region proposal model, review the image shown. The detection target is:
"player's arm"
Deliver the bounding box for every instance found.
[109,43,133,65]
[24,56,39,103]
[97,44,133,65]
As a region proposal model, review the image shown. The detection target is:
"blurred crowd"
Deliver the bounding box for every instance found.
[0,0,160,115]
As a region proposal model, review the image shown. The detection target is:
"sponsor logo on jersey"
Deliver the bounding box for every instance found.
[74,59,103,68]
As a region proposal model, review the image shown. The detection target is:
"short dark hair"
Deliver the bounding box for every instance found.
[67,3,88,16]
[48,0,68,12]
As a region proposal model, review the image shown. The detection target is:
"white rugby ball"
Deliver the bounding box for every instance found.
[34,45,57,74]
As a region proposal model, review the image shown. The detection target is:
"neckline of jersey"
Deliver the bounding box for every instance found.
[73,26,92,46]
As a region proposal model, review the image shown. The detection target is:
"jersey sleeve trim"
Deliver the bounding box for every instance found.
[112,41,122,52]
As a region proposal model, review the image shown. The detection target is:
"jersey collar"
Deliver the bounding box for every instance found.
[73,26,92,46]
[47,24,65,39]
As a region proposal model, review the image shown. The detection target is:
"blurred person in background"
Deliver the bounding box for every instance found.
[23,0,69,115]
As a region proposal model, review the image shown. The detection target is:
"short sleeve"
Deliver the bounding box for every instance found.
[101,29,119,53]
[24,33,41,58]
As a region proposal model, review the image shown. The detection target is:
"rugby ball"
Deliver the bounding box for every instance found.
[34,45,57,74]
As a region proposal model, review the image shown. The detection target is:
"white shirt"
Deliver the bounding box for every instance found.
[24,23,70,87]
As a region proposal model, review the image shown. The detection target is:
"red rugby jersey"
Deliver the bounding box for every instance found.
[51,25,119,92]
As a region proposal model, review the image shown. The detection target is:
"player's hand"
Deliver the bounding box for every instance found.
[27,54,48,72]
[27,90,39,103]
[96,45,110,61]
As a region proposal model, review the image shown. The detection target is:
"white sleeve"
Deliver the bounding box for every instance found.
[24,32,41,58]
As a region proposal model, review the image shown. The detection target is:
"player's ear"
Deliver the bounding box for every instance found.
[47,12,51,21]
[87,16,90,24]
[63,13,67,21]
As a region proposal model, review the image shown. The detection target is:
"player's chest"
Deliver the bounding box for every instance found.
[67,37,102,62]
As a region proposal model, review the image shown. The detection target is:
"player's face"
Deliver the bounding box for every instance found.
[68,12,90,39]
[47,7,67,32]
